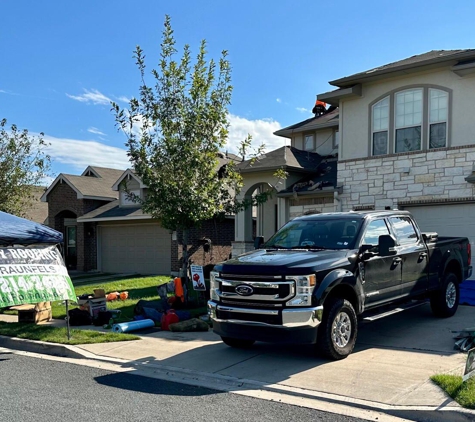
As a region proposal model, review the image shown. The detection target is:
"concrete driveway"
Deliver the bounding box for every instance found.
[2,303,474,421]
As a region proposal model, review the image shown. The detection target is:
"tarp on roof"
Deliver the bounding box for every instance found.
[0,211,63,245]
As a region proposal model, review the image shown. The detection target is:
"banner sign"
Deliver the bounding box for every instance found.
[190,265,206,291]
[463,347,475,382]
[0,245,76,307]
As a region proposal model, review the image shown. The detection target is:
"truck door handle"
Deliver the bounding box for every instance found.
[393,257,402,263]
[419,252,428,259]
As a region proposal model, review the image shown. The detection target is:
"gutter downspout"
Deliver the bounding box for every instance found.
[334,190,342,212]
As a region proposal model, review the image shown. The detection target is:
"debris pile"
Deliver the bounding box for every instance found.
[453,327,475,352]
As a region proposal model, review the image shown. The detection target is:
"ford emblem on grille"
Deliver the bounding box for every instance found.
[235,284,254,296]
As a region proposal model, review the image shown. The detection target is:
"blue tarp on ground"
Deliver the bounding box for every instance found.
[461,280,475,306]
[0,211,63,245]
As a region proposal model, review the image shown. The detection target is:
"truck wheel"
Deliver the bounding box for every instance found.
[430,272,459,318]
[221,336,255,349]
[317,298,357,360]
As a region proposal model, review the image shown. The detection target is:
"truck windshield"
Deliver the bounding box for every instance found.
[263,219,362,250]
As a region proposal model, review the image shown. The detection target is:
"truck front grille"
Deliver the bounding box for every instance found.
[216,273,295,303]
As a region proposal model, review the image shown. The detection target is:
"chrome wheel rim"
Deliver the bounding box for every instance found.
[446,282,457,309]
[331,311,351,348]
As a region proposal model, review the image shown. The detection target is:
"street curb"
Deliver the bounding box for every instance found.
[2,335,475,422]
[0,335,94,359]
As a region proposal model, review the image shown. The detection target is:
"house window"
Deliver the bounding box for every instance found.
[429,88,448,149]
[120,189,140,205]
[372,96,389,155]
[304,134,314,151]
[395,89,423,153]
[370,86,450,156]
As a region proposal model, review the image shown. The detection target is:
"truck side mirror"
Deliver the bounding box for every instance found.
[379,235,397,256]
[254,236,264,249]
[359,244,376,260]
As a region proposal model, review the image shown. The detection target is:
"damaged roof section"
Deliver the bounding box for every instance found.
[277,156,338,198]
[274,108,339,138]
[237,146,324,174]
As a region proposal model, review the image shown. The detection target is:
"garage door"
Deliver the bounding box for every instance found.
[99,223,171,275]
[405,204,474,279]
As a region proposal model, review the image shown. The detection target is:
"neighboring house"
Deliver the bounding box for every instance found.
[42,163,236,275]
[24,186,49,224]
[234,49,475,265]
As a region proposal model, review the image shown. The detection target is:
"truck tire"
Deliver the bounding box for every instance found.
[430,272,459,318]
[221,336,255,349]
[317,298,357,360]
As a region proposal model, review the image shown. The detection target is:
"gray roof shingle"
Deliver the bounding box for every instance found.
[237,146,324,173]
[330,49,475,87]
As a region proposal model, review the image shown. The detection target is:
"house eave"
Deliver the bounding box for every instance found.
[239,165,311,174]
[112,169,147,191]
[81,195,118,201]
[330,51,475,87]
[77,214,153,223]
[277,186,339,198]
[452,61,475,77]
[318,85,362,106]
[274,120,339,137]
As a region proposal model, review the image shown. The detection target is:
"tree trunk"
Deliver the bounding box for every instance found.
[180,228,189,303]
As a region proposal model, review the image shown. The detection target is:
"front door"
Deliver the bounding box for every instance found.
[65,225,77,270]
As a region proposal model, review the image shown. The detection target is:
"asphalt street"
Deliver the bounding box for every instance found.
[0,350,370,422]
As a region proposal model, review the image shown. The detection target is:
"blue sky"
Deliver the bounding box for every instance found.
[2,1,475,180]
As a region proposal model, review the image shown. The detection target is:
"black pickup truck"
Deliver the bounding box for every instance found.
[208,210,472,360]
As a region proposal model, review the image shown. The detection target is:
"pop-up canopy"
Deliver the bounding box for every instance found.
[0,211,63,245]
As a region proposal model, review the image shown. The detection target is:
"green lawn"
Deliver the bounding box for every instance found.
[0,274,208,344]
[53,274,172,320]
[0,321,139,344]
[431,374,475,409]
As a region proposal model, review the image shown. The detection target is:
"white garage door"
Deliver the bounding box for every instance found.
[99,223,171,275]
[405,203,474,279]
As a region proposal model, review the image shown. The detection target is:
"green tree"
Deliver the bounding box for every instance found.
[0,119,50,217]
[113,15,280,285]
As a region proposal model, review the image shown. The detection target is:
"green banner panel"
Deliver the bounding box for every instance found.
[0,245,76,307]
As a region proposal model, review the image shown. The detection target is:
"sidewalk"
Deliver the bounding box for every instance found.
[1,304,475,422]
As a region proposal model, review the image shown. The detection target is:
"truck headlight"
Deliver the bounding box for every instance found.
[286,274,316,307]
[210,271,219,301]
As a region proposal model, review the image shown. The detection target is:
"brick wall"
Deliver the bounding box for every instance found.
[47,182,109,271]
[171,217,235,274]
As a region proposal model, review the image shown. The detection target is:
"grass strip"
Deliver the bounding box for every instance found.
[0,321,139,345]
[431,374,475,409]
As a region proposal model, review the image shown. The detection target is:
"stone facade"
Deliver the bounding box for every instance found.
[338,145,475,211]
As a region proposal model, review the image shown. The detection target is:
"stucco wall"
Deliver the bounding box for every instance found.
[291,128,337,156]
[340,67,475,160]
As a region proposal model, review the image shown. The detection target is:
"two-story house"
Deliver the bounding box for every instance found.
[42,163,235,275]
[233,50,475,265]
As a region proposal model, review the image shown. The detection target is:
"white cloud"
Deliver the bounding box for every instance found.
[44,134,130,171]
[42,113,286,175]
[87,127,106,136]
[116,96,130,103]
[276,98,282,103]
[66,89,111,105]
[296,107,310,113]
[225,114,285,155]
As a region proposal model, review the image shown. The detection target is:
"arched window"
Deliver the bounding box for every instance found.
[370,86,450,156]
